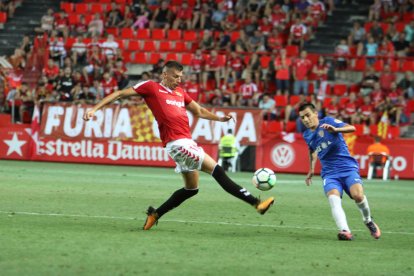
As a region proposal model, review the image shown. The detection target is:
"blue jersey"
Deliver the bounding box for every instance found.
[303,117,359,178]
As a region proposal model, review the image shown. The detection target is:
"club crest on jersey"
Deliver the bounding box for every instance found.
[334,119,343,123]
[175,91,182,97]
[318,130,324,137]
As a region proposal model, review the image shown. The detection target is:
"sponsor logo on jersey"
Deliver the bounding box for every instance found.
[166,99,184,108]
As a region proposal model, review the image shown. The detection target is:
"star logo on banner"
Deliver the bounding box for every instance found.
[4,133,26,156]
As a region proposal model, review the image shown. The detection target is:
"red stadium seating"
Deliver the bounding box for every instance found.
[333,84,348,96]
[167,29,182,40]
[151,29,165,40]
[142,41,157,51]
[136,29,151,39]
[289,95,301,105]
[353,58,366,71]
[106,27,119,36]
[260,55,271,69]
[60,2,74,13]
[230,31,240,43]
[159,41,172,52]
[401,60,414,71]
[91,3,104,13]
[149,53,162,64]
[286,45,299,57]
[373,59,384,71]
[122,51,132,63]
[127,40,141,51]
[285,121,296,132]
[134,52,147,64]
[267,121,283,133]
[165,53,178,61]
[180,53,193,65]
[174,41,187,52]
[68,13,80,25]
[75,3,88,14]
[0,12,7,23]
[183,30,197,41]
[274,95,288,107]
[120,28,134,39]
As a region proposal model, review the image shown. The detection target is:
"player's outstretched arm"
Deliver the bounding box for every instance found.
[83,87,136,121]
[186,101,234,122]
[320,123,356,133]
[306,150,317,186]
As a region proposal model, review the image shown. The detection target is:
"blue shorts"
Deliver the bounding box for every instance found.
[322,170,363,198]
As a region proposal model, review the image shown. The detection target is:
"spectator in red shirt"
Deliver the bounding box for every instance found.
[42,58,60,81]
[325,95,341,118]
[202,50,223,90]
[379,64,396,92]
[172,1,192,30]
[340,92,360,124]
[184,73,202,102]
[54,11,69,39]
[189,49,205,83]
[312,55,329,101]
[293,50,312,95]
[237,76,259,107]
[358,95,376,126]
[288,17,307,49]
[274,48,291,95]
[224,51,244,84]
[73,15,88,36]
[101,72,118,97]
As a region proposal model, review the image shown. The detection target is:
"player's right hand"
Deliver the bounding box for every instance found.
[83,110,95,121]
[305,172,313,186]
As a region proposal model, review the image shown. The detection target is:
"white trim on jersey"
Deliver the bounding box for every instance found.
[133,80,151,90]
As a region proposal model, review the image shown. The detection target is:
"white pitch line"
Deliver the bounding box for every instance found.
[1,210,413,236]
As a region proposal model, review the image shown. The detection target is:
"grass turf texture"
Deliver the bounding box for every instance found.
[0,160,413,275]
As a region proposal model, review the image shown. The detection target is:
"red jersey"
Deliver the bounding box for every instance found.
[190,55,204,73]
[132,81,193,146]
[101,78,118,96]
[359,104,374,117]
[344,102,357,115]
[42,64,60,79]
[293,58,312,80]
[239,83,258,99]
[227,57,244,72]
[290,24,307,38]
[184,81,201,101]
[310,2,325,17]
[326,103,340,116]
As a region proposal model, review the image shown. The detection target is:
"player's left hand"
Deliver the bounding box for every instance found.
[219,114,235,123]
[305,172,313,186]
[320,123,337,133]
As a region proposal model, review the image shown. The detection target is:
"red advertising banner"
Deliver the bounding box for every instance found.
[0,125,31,160]
[257,136,414,179]
[40,103,263,145]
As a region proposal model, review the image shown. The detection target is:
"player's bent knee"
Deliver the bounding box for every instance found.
[184,188,199,197]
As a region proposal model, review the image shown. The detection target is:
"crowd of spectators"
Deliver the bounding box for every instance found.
[0,0,412,131]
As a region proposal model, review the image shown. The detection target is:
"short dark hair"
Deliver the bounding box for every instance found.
[298,102,316,112]
[163,61,184,72]
[374,136,381,143]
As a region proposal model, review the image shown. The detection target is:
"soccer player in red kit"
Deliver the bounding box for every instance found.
[83,61,274,230]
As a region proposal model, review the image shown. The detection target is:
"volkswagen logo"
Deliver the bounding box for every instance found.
[271,143,295,168]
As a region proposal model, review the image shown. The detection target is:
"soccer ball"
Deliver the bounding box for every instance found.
[252,168,277,191]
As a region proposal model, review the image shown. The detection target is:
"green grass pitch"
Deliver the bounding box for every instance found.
[0,160,413,275]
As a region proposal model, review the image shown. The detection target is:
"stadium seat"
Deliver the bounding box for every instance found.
[339,97,349,105]
[267,121,283,133]
[165,53,178,61]
[389,59,400,72]
[122,51,132,63]
[353,58,366,71]
[121,28,135,39]
[403,12,414,22]
[183,30,197,41]
[289,95,300,105]
[217,54,227,66]
[75,3,88,14]
[174,41,187,52]
[68,13,80,25]
[230,31,240,43]
[388,126,400,138]
[149,53,162,64]
[373,59,384,71]
[323,97,332,108]
[91,3,104,13]
[333,84,348,96]
[127,40,141,51]
[401,60,414,71]
[285,121,296,133]
[286,45,299,57]
[64,37,76,50]
[136,29,151,39]
[106,27,119,36]
[151,29,165,40]
[134,52,147,64]
[0,12,7,23]
[167,29,182,40]
[159,41,172,52]
[354,124,364,136]
[142,41,157,52]
[180,53,193,65]
[60,2,74,13]
[274,95,288,107]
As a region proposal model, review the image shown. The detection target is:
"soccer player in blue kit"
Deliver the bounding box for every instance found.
[298,103,381,240]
